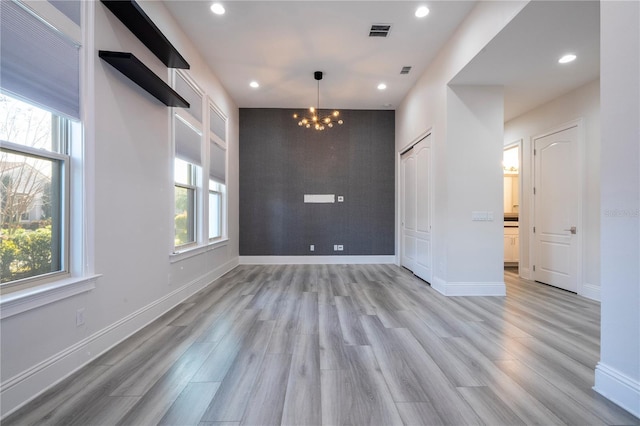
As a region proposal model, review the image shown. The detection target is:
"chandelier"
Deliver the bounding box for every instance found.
[293,71,344,131]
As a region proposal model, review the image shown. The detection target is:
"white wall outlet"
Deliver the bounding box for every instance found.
[310,244,315,251]
[337,245,344,251]
[76,308,85,327]
[337,195,344,202]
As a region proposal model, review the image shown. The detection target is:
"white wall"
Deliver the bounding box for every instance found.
[441,85,505,294]
[504,79,601,300]
[594,0,640,417]
[396,0,527,294]
[0,1,239,417]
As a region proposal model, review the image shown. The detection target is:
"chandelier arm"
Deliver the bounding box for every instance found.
[293,70,344,130]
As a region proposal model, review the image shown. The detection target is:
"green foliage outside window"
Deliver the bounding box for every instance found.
[0,225,53,283]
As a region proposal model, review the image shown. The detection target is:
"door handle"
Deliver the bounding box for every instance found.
[564,226,577,234]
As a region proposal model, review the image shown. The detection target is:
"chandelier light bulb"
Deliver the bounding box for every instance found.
[293,113,298,119]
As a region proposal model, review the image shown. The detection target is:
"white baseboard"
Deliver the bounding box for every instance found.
[0,257,239,420]
[431,277,506,296]
[519,267,531,280]
[239,255,396,265]
[594,362,640,418]
[580,282,601,301]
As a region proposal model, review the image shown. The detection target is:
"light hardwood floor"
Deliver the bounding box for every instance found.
[4,265,639,425]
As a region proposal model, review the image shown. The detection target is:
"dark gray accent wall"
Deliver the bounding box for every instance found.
[240,108,395,256]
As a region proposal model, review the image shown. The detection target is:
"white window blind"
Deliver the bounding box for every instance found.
[210,107,226,142]
[176,73,202,123]
[210,141,226,184]
[0,1,80,119]
[175,117,201,166]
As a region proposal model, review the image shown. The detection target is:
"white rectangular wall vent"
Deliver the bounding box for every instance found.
[304,194,335,203]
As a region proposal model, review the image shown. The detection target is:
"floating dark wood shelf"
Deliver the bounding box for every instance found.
[99,51,189,108]
[101,0,190,69]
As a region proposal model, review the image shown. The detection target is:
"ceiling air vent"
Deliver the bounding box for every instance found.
[400,66,412,75]
[369,24,391,37]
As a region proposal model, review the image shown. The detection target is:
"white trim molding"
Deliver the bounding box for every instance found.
[0,257,239,419]
[431,277,506,296]
[0,275,100,320]
[239,255,395,265]
[594,362,640,418]
[580,283,601,301]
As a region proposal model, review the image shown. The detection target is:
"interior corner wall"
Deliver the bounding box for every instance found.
[0,1,239,417]
[239,109,395,256]
[443,85,505,294]
[595,0,640,417]
[504,79,601,299]
[396,0,527,287]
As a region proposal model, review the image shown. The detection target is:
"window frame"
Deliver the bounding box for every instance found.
[0,0,99,316]
[208,179,224,241]
[172,70,204,253]
[207,101,228,243]
[0,138,70,293]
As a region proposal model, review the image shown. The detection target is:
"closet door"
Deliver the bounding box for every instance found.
[400,134,431,283]
[401,148,416,271]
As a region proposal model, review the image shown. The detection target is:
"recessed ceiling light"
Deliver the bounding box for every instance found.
[377,83,387,90]
[249,81,259,88]
[210,3,225,15]
[415,6,430,18]
[558,53,576,64]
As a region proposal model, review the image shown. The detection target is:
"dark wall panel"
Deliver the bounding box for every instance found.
[240,108,395,256]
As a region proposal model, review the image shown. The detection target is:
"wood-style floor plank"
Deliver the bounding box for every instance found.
[4,265,639,426]
[158,382,220,426]
[240,353,291,426]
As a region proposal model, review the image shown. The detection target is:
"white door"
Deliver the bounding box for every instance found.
[401,148,416,272]
[401,135,432,282]
[533,125,580,292]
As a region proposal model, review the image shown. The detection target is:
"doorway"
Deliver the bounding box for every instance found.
[400,134,432,283]
[503,144,520,272]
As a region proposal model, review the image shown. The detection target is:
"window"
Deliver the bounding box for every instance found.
[1,95,71,286]
[208,179,224,240]
[174,158,197,247]
[208,104,227,241]
[0,1,81,291]
[173,72,203,251]
[171,72,228,254]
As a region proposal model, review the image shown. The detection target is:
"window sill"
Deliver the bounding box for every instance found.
[170,238,229,263]
[0,274,101,320]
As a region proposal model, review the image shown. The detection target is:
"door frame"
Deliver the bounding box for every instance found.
[504,139,523,274]
[397,129,432,271]
[530,118,585,294]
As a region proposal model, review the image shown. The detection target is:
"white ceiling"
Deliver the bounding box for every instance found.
[451,0,600,121]
[164,1,600,119]
[164,1,476,110]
